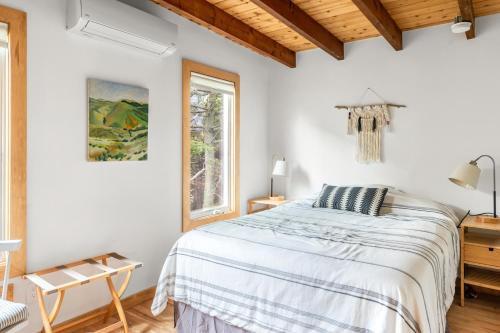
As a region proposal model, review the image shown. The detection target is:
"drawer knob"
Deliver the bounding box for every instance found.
[489,247,494,252]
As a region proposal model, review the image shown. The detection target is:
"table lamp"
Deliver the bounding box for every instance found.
[449,154,499,223]
[270,158,287,201]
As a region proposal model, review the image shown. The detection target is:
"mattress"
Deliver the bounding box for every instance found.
[152,191,459,333]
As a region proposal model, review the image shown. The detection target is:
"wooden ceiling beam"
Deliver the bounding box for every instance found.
[351,0,403,51]
[458,0,476,39]
[250,0,344,60]
[150,0,296,68]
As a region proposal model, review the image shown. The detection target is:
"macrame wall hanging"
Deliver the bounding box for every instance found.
[336,88,406,164]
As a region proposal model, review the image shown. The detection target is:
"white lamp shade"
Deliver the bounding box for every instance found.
[272,160,287,177]
[449,162,480,189]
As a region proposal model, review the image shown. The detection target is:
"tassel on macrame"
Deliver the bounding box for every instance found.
[347,112,353,135]
[347,104,390,163]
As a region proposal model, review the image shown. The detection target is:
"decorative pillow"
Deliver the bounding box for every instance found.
[312,184,388,216]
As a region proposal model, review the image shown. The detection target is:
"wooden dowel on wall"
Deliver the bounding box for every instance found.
[335,103,406,109]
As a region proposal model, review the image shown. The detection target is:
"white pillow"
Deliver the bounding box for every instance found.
[381,191,460,226]
[357,184,405,194]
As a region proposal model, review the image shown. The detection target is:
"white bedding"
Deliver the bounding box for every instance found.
[152,191,459,333]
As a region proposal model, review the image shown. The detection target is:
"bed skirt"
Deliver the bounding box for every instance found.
[174,301,454,333]
[175,301,249,333]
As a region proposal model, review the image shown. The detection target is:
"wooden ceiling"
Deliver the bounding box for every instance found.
[151,0,500,67]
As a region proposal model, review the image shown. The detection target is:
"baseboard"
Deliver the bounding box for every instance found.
[52,286,157,333]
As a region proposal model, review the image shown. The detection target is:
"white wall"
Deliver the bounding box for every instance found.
[0,0,270,331]
[4,0,500,330]
[268,14,500,216]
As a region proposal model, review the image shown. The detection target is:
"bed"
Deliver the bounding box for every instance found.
[151,190,459,333]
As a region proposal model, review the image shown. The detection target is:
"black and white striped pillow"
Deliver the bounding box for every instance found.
[312,185,388,216]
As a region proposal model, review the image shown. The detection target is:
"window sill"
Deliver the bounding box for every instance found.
[183,210,239,232]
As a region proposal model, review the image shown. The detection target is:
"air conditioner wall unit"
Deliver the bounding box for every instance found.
[66,0,177,56]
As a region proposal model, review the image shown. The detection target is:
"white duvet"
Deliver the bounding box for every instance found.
[152,191,459,333]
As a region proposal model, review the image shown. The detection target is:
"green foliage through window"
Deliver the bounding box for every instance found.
[190,87,227,212]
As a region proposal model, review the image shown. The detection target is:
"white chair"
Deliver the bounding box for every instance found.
[0,240,27,332]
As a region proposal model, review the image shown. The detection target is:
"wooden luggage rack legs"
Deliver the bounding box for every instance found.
[24,253,143,333]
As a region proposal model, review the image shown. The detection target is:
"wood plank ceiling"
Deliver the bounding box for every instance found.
[209,0,500,50]
[152,0,500,67]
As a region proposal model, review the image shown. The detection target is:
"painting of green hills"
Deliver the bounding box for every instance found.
[88,79,149,161]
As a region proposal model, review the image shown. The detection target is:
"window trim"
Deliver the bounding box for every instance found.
[0,5,27,278]
[182,59,240,232]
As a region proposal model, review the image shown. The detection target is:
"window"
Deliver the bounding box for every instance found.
[182,60,239,232]
[0,5,27,278]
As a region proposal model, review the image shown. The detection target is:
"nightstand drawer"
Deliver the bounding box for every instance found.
[464,244,500,267]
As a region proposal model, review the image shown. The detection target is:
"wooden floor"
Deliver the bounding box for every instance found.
[72,294,500,333]
[69,300,175,333]
[448,294,500,333]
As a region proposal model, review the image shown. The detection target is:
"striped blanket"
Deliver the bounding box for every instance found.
[152,191,459,333]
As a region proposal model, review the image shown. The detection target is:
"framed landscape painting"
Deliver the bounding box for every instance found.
[88,79,149,161]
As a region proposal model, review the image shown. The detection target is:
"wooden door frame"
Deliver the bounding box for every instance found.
[0,5,27,278]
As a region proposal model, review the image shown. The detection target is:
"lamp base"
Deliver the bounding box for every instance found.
[477,215,500,224]
[269,195,285,201]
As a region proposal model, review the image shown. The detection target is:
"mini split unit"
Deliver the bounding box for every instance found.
[66,0,178,57]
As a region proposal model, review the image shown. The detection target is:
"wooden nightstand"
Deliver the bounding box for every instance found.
[247,197,289,214]
[460,215,500,306]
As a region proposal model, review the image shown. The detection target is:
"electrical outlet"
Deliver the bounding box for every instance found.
[26,285,36,305]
